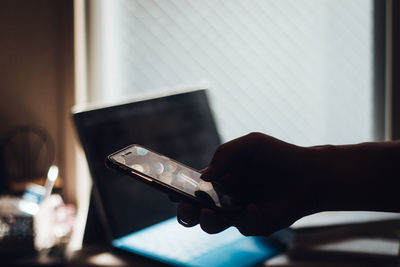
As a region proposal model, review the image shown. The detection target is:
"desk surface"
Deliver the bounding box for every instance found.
[67,243,399,267]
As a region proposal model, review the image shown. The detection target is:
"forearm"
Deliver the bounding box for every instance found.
[309,141,400,213]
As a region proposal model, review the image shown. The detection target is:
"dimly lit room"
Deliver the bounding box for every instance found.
[1,0,400,266]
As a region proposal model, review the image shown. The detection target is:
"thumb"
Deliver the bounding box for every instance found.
[201,137,250,182]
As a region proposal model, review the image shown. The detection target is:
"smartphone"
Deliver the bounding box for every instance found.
[106,144,223,211]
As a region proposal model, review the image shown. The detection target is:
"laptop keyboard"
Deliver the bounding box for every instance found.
[113,217,244,262]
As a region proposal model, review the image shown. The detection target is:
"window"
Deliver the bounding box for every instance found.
[88,0,385,146]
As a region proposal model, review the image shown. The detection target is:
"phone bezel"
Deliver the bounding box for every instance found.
[106,144,221,211]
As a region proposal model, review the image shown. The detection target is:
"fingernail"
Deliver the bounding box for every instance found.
[200,167,209,173]
[177,217,196,227]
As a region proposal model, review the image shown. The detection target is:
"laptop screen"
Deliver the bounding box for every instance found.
[73,89,221,239]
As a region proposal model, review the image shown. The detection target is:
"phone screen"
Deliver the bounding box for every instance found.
[110,145,221,207]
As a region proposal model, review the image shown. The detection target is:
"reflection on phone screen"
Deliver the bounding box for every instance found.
[111,146,221,207]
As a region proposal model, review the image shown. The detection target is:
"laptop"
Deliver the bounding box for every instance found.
[73,89,283,267]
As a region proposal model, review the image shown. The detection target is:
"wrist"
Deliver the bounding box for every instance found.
[305,144,339,213]
[306,144,365,212]
[307,141,400,212]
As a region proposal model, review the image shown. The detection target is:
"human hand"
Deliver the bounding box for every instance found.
[177,132,320,236]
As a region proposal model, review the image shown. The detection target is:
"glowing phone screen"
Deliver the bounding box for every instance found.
[111,145,221,207]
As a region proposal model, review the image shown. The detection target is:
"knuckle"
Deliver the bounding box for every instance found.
[200,223,215,234]
[246,132,267,146]
[237,226,252,237]
[247,132,263,139]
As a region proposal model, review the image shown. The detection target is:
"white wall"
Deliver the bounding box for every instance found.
[0,0,74,199]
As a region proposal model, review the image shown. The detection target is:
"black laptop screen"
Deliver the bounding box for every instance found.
[73,90,220,238]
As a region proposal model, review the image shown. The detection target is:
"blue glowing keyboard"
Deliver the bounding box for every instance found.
[113,217,281,267]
